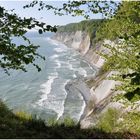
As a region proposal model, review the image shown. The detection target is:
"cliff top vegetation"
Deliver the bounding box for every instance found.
[57,19,105,45]
[57,19,102,33]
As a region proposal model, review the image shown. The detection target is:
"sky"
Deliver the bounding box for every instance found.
[0,1,102,26]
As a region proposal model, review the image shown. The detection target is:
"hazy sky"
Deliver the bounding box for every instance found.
[0,1,102,26]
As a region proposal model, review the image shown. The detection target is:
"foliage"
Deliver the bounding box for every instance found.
[25,1,119,19]
[47,116,76,127]
[98,1,140,101]
[25,1,120,47]
[1,1,140,138]
[96,108,120,132]
[62,116,76,127]
[0,0,119,74]
[58,19,101,33]
[0,6,57,74]
[15,111,32,120]
[0,100,140,139]
[96,108,140,134]
[117,111,140,133]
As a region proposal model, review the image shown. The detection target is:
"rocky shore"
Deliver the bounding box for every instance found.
[65,77,97,120]
[64,71,118,128]
[52,31,118,128]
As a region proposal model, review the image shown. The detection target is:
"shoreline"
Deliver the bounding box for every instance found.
[51,36,115,127]
[51,32,136,129]
[50,35,124,129]
[51,37,101,122]
[65,77,97,121]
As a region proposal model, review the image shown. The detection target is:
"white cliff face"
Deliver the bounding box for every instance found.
[53,30,136,129]
[53,31,116,94]
[53,30,117,70]
[53,31,106,68]
[53,31,90,55]
[53,31,117,98]
[53,30,120,128]
[84,48,105,68]
[90,72,116,104]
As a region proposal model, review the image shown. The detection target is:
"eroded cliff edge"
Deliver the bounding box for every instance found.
[52,31,105,68]
[52,29,119,128]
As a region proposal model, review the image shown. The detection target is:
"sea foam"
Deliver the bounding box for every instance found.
[78,93,86,121]
[50,54,59,60]
[46,37,59,46]
[76,67,87,77]
[38,79,69,121]
[56,80,69,120]
[37,74,58,107]
[55,60,61,69]
[54,47,66,53]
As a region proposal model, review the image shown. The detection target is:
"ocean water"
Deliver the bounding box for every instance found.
[0,32,96,121]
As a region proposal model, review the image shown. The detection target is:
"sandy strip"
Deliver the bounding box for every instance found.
[65,78,97,121]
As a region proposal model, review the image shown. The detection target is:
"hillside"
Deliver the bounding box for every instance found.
[0,100,140,139]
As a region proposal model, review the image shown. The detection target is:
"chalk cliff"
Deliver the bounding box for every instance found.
[52,30,118,128]
[52,30,106,68]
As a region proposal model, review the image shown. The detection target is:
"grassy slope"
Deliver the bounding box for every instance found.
[0,101,140,139]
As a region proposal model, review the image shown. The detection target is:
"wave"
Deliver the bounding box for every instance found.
[46,37,67,49]
[56,80,69,120]
[76,67,87,77]
[38,79,69,121]
[37,74,58,106]
[46,37,59,46]
[54,47,66,53]
[50,54,59,60]
[64,60,87,78]
[55,60,61,69]
[47,37,69,53]
[68,63,74,70]
[78,94,86,120]
[73,74,77,78]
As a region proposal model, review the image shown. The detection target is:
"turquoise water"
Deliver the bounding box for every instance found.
[0,32,96,121]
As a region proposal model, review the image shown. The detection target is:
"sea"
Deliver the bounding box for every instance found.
[0,32,96,121]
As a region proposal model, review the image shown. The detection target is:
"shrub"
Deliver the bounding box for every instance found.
[96,108,120,132]
[15,111,32,120]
